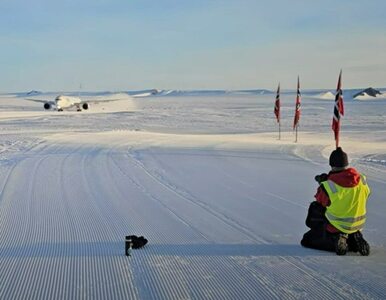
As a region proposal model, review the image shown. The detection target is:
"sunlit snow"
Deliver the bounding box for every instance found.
[0,90,385,299]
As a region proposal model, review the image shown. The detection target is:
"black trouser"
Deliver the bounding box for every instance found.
[301,201,337,252]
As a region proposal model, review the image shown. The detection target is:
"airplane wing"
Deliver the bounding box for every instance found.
[24,98,57,110]
[25,98,52,103]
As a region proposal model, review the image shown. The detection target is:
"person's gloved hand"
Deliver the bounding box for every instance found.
[314,173,328,183]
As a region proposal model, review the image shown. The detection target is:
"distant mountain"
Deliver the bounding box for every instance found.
[5,88,385,100]
[5,90,44,97]
[234,89,273,95]
[126,89,161,96]
[26,90,42,96]
[353,87,382,99]
[135,89,274,97]
[306,88,386,101]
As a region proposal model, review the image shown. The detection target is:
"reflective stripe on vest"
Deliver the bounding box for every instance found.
[322,174,370,234]
[326,180,338,193]
[324,213,366,223]
[324,212,366,232]
[337,223,365,232]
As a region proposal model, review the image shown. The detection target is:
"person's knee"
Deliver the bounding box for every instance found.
[301,230,313,247]
[301,237,309,247]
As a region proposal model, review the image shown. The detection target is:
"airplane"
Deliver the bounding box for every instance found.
[26,94,129,112]
[25,89,161,112]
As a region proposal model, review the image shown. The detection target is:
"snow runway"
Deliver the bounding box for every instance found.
[1,135,385,299]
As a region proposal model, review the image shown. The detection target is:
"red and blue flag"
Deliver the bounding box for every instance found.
[293,77,301,129]
[274,83,280,123]
[332,70,344,147]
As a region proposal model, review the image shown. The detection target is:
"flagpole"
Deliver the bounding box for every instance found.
[279,121,281,140]
[335,131,339,148]
[335,119,340,148]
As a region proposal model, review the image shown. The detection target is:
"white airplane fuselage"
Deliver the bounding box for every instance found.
[55,95,81,111]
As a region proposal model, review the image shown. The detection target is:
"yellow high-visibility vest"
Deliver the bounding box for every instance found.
[321,175,370,234]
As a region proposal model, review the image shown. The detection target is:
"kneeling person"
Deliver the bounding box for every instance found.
[301,147,371,256]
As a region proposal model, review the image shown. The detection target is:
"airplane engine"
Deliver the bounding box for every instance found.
[82,103,89,110]
[44,102,51,110]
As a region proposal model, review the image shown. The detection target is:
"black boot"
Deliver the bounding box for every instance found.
[349,231,370,256]
[335,233,348,256]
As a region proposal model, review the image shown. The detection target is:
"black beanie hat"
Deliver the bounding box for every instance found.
[329,147,348,168]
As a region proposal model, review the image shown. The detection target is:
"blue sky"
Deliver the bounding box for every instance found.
[1,0,386,92]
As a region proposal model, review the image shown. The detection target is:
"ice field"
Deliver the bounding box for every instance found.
[1,90,386,299]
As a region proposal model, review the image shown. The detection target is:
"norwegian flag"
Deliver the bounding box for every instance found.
[293,76,301,129]
[332,70,344,148]
[274,83,280,123]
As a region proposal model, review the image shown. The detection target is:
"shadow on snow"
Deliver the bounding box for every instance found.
[0,242,336,258]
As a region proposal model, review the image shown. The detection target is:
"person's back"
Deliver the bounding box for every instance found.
[321,167,370,234]
[301,147,371,255]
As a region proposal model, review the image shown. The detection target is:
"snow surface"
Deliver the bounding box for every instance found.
[1,91,386,299]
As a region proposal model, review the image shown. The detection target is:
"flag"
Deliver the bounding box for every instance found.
[332,70,344,148]
[274,83,280,123]
[293,76,301,129]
